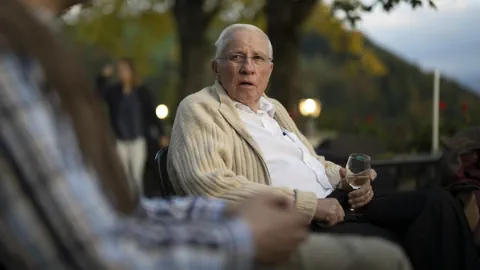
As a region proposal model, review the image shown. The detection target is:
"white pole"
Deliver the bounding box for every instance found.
[432,69,440,153]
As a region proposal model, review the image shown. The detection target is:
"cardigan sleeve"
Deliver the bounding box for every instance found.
[168,98,318,223]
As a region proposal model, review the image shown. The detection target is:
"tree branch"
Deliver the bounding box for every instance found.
[331,0,437,26]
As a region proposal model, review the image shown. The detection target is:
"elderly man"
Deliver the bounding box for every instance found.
[168,24,480,270]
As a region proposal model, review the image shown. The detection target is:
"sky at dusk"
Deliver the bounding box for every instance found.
[357,0,480,94]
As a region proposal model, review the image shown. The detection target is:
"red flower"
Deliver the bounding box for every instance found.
[439,100,447,111]
[366,114,376,124]
[461,102,468,113]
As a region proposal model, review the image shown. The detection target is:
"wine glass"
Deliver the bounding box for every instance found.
[345,153,371,212]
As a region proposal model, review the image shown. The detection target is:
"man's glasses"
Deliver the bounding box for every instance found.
[218,54,272,67]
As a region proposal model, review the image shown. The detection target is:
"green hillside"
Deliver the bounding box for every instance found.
[300,31,480,152]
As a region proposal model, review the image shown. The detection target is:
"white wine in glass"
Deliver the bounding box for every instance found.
[345,153,371,212]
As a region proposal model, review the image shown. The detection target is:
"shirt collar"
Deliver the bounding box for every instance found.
[234,96,276,118]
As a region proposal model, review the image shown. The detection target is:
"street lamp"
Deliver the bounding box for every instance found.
[155,104,169,120]
[299,98,322,139]
[299,98,321,118]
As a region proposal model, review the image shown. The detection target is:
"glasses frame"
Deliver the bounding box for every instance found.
[217,53,273,67]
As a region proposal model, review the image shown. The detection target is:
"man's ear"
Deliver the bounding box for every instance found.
[267,62,274,81]
[211,60,219,74]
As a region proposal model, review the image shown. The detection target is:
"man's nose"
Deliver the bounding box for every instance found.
[240,58,256,74]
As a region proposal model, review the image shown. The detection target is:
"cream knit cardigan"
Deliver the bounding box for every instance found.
[167,81,343,222]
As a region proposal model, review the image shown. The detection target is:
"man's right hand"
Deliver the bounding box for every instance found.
[238,193,308,265]
[314,198,344,226]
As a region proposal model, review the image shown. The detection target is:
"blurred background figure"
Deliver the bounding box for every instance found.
[97,58,168,195]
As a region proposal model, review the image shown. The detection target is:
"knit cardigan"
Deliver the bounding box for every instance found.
[167,81,343,222]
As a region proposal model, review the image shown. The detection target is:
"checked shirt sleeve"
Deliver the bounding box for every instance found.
[139,196,230,222]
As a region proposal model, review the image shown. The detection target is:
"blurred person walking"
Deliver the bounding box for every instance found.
[97,58,168,195]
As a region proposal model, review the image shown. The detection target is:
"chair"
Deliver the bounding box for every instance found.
[154,147,176,197]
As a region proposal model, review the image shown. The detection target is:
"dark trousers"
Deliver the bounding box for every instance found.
[311,188,480,270]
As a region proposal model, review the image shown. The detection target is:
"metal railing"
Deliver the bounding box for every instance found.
[371,152,446,191]
[317,150,449,192]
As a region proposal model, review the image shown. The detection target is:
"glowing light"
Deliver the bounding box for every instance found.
[299,98,321,118]
[155,104,169,119]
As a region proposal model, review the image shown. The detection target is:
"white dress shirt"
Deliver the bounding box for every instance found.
[235,97,334,199]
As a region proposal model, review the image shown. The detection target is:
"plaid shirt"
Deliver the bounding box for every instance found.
[0,49,253,269]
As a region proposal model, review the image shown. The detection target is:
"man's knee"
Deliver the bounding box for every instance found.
[299,235,411,270]
[358,238,412,270]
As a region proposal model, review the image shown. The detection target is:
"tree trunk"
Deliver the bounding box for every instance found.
[173,0,219,107]
[265,0,316,114]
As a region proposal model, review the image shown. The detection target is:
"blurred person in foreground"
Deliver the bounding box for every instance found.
[167,23,480,270]
[96,58,168,195]
[0,0,411,270]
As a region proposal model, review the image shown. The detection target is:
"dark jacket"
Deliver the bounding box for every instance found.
[443,131,480,243]
[96,75,165,140]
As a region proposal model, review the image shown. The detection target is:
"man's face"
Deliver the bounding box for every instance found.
[117,61,133,84]
[213,29,273,108]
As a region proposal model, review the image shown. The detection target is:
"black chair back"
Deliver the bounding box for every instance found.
[154,147,176,197]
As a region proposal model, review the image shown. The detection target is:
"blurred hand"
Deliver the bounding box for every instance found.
[225,193,294,217]
[314,198,344,226]
[238,193,308,265]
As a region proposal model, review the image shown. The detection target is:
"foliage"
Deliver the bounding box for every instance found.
[66,0,175,76]
[330,0,437,26]
[303,3,388,77]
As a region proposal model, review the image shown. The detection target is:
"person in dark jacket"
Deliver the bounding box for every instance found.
[97,58,167,194]
[442,127,480,249]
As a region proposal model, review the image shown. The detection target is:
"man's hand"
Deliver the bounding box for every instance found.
[224,193,294,217]
[314,198,344,226]
[348,169,377,209]
[338,168,352,191]
[238,193,308,265]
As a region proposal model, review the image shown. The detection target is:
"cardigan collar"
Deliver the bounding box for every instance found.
[212,80,289,131]
[212,80,301,183]
[213,81,256,142]
[213,80,274,182]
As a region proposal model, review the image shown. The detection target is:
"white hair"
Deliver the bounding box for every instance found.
[214,24,273,59]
